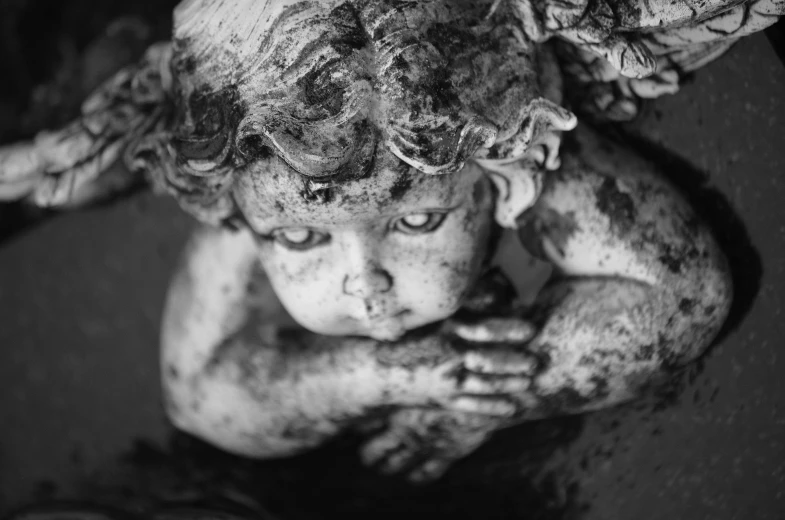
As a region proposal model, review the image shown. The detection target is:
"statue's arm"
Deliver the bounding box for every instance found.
[517,128,732,417]
[161,226,400,457]
[161,226,532,458]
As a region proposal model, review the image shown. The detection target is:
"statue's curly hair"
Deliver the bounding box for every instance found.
[129,0,574,227]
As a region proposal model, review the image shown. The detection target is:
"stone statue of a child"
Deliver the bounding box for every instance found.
[0,0,753,483]
[156,0,733,483]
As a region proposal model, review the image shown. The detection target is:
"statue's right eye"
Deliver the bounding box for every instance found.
[271,228,330,251]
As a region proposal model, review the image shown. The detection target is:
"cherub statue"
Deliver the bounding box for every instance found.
[1,0,780,484]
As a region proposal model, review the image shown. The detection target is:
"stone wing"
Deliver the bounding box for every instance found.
[517,0,785,120]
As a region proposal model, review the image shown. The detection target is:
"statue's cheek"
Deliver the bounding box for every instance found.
[444,258,482,305]
[260,249,328,294]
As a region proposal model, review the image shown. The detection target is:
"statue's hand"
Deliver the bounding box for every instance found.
[437,316,541,417]
[358,318,541,483]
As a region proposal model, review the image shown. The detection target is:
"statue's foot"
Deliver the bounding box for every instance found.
[359,409,497,483]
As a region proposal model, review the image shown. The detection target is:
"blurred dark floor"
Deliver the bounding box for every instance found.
[0,12,784,520]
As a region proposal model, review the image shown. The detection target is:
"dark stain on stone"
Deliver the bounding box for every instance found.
[657,332,685,372]
[635,343,656,362]
[658,245,683,274]
[471,176,485,206]
[537,387,592,415]
[175,85,242,161]
[588,376,611,401]
[595,177,636,233]
[606,130,760,350]
[172,38,198,76]
[678,298,696,315]
[389,171,414,201]
[518,207,580,259]
[373,324,449,371]
[459,267,517,316]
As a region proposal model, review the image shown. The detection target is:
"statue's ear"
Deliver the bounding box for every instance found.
[477,161,542,229]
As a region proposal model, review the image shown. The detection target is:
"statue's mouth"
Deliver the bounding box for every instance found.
[364,320,408,342]
[351,309,411,341]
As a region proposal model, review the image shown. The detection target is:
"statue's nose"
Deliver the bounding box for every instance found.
[340,234,393,299]
[342,267,393,299]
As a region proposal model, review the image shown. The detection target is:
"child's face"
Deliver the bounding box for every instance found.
[234,151,495,341]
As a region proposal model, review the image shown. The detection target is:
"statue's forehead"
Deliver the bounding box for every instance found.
[234,155,485,228]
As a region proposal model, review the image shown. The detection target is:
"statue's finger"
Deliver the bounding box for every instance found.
[449,317,537,343]
[450,396,516,416]
[460,373,531,394]
[463,349,538,375]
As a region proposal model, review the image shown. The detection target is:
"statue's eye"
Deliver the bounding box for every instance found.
[272,228,330,251]
[392,212,448,235]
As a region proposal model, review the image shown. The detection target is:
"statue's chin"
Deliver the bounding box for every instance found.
[293,313,413,342]
[294,306,457,341]
[349,317,409,342]
[365,326,407,342]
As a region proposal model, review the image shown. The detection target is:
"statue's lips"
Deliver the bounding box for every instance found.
[348,309,410,324]
[346,309,411,340]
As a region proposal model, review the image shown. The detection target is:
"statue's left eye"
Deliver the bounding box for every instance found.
[392,212,447,235]
[272,228,330,250]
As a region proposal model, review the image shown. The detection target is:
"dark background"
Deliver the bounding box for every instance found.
[0,2,784,519]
